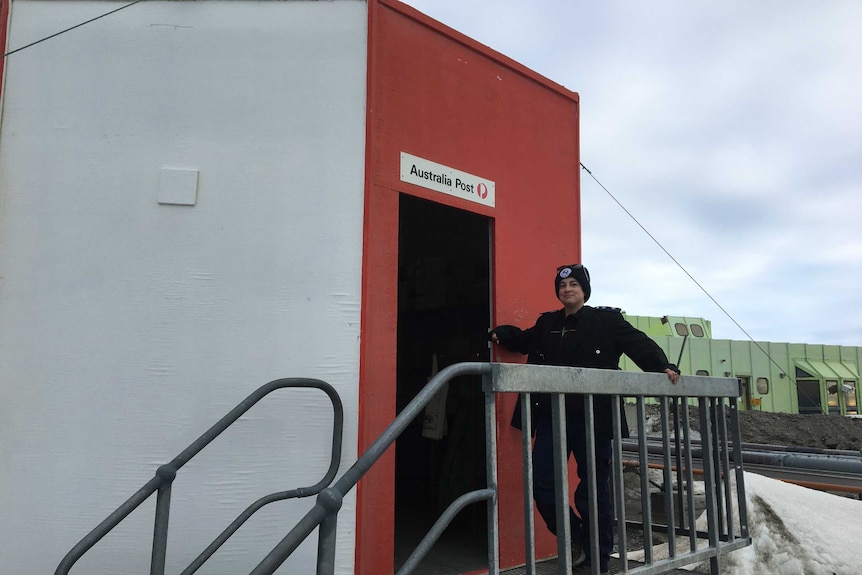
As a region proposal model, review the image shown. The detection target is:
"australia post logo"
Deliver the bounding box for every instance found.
[400,152,496,208]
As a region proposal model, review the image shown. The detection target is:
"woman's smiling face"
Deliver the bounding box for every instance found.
[557,277,585,311]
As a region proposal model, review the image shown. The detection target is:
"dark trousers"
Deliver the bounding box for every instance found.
[532,414,613,570]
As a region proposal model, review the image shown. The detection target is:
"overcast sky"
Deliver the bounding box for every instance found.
[402,0,862,347]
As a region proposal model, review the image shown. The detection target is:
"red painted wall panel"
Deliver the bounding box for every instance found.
[359,1,581,572]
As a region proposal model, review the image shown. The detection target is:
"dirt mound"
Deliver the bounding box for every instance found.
[736,410,862,452]
[642,405,862,452]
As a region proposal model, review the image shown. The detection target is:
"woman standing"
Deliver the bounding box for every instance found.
[490,264,680,574]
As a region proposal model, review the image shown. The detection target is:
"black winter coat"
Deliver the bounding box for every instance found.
[494,306,678,441]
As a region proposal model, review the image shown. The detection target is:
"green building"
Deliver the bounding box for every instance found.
[621,314,860,416]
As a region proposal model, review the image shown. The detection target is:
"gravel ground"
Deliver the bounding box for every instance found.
[735,409,862,451]
[642,404,862,452]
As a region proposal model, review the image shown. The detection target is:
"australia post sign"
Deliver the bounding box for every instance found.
[400,152,495,208]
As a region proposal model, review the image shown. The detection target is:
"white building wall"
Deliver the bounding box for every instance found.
[0,2,367,573]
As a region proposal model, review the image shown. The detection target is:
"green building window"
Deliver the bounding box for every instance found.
[845,381,858,415]
[756,377,769,394]
[826,380,841,415]
[690,324,705,337]
[797,379,821,414]
[675,323,688,336]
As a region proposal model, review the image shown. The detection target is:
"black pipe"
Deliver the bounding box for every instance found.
[620,439,862,474]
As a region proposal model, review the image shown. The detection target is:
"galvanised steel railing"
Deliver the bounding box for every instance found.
[494,363,751,575]
[250,362,750,575]
[57,364,750,575]
[248,362,497,575]
[55,378,344,575]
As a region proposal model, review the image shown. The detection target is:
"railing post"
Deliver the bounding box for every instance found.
[151,464,176,575]
[484,374,500,575]
[714,399,731,538]
[610,395,628,574]
[698,399,721,575]
[520,393,537,575]
[583,394,601,575]
[681,396,698,553]
[659,396,677,559]
[635,396,654,566]
[728,398,750,540]
[316,490,341,575]
[550,393,572,575]
[671,398,686,533]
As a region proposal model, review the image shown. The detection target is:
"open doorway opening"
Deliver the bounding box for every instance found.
[738,376,751,410]
[394,193,492,571]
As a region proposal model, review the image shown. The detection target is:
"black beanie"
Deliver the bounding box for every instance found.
[555,264,591,302]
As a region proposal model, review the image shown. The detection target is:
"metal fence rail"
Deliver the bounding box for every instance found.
[55,378,344,575]
[251,363,749,575]
[57,364,750,575]
[249,362,495,575]
[487,363,751,575]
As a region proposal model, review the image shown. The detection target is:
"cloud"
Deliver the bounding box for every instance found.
[403,0,862,346]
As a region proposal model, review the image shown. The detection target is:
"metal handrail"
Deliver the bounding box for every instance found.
[55,377,344,575]
[249,361,494,575]
[487,363,751,575]
[57,363,751,575]
[395,488,496,575]
[248,362,749,575]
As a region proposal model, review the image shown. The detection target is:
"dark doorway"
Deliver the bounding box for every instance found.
[738,377,751,410]
[394,194,492,572]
